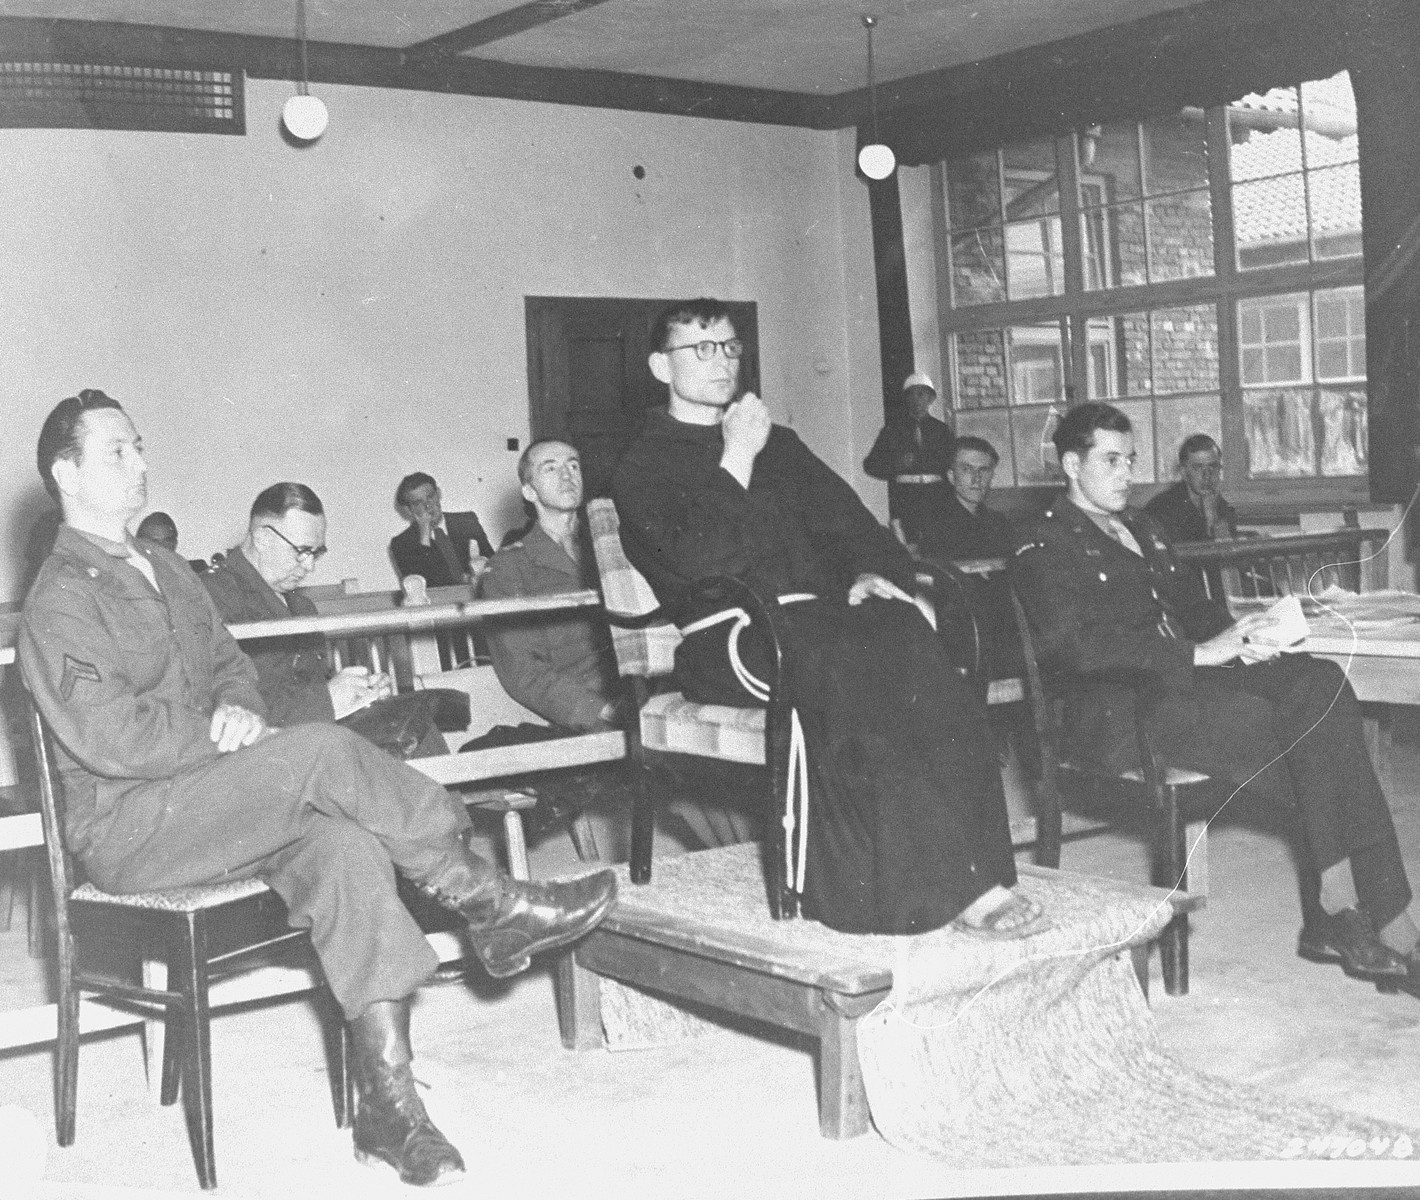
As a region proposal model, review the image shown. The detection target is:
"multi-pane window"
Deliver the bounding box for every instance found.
[936,70,1365,497]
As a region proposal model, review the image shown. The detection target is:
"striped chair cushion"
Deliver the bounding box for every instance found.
[71,875,271,912]
[586,498,681,678]
[639,691,767,766]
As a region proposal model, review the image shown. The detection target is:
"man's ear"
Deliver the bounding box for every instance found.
[50,458,77,499]
[648,351,672,386]
[1060,449,1081,482]
[520,482,538,506]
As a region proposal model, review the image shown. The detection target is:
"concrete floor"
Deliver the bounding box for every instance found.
[5,738,1420,1198]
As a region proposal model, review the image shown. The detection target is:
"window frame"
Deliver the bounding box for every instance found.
[930,97,1366,509]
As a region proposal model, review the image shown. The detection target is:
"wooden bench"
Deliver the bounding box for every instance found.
[553,849,1201,1139]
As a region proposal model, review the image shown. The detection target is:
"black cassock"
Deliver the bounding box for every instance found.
[612,408,1015,935]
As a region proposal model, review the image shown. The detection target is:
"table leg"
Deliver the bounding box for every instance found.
[816,992,873,1139]
[555,950,605,1051]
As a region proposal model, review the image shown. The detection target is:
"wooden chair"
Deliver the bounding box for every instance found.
[1008,589,1216,995]
[28,703,350,1190]
[585,499,800,917]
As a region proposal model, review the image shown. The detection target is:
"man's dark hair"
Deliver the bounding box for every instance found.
[648,298,735,353]
[395,472,437,508]
[1052,402,1132,463]
[36,389,124,501]
[136,511,178,544]
[250,482,324,524]
[951,436,1000,468]
[517,438,577,486]
[1178,433,1221,464]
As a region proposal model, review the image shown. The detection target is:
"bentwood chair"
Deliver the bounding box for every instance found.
[585,499,802,917]
[1008,589,1217,995]
[28,703,350,1190]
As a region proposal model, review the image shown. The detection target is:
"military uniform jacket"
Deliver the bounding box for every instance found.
[862,413,954,481]
[480,522,618,731]
[1011,499,1232,763]
[201,546,335,727]
[388,511,494,587]
[19,525,265,856]
[613,407,915,625]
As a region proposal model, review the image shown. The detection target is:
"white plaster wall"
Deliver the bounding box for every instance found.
[0,80,879,602]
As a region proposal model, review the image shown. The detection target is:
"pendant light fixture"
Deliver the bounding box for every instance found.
[856,14,896,181]
[282,0,328,142]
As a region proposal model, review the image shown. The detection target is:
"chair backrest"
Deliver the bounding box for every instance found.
[26,702,80,932]
[585,498,682,679]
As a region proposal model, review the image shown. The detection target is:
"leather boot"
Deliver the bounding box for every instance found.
[414,850,617,979]
[350,999,466,1187]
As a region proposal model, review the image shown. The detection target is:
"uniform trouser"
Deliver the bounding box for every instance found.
[1140,655,1410,928]
[76,723,489,1019]
[676,596,1016,935]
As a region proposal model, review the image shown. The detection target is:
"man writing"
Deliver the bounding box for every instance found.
[613,299,1041,939]
[21,390,616,1187]
[203,482,469,759]
[1013,402,1419,997]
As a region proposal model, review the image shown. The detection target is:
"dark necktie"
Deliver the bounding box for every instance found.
[431,527,463,582]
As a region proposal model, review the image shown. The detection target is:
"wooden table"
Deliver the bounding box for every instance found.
[554,857,1200,1140]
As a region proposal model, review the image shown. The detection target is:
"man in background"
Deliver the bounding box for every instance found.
[863,372,954,548]
[389,472,494,587]
[1145,434,1237,598]
[203,482,467,759]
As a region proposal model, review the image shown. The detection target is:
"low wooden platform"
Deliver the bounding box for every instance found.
[554,851,1202,1139]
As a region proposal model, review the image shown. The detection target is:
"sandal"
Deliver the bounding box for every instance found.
[951,891,1052,940]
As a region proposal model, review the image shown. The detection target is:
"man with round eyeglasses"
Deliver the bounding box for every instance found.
[203,481,470,760]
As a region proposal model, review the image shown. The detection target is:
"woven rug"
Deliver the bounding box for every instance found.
[582,845,1419,1167]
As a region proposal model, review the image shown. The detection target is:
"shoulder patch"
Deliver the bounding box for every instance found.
[60,654,102,700]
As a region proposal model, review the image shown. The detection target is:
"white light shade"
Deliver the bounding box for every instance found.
[857,142,896,180]
[282,94,328,141]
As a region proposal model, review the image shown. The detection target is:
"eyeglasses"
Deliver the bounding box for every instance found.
[954,465,996,481]
[663,338,744,361]
[262,524,327,562]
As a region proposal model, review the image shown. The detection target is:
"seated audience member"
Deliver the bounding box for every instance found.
[481,440,620,732]
[863,372,954,548]
[1144,434,1237,597]
[22,389,616,1185]
[389,472,495,587]
[613,298,1042,939]
[136,509,208,573]
[918,436,1020,683]
[1013,401,1420,998]
[203,482,468,760]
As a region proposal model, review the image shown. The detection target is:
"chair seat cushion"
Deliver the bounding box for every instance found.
[71,875,271,912]
[640,691,766,765]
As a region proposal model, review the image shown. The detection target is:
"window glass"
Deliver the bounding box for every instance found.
[1078,123,1141,202]
[1151,304,1219,394]
[1319,387,1367,475]
[1004,216,1064,299]
[1009,404,1067,485]
[1002,140,1059,212]
[1146,190,1214,280]
[946,150,1001,228]
[1244,388,1316,477]
[950,226,1006,306]
[1234,175,1309,269]
[1086,313,1150,398]
[1308,162,1362,261]
[952,329,1008,408]
[1314,286,1364,380]
[1008,324,1067,404]
[1238,292,1310,385]
[1153,395,1223,482]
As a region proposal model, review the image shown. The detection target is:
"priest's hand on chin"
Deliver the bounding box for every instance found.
[847,572,915,607]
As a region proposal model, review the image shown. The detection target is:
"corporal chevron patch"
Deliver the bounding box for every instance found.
[60,654,101,700]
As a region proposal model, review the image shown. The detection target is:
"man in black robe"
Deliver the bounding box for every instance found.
[612,298,1040,938]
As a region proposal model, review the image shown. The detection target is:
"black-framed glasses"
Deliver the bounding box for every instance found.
[262,524,327,562]
[663,338,744,361]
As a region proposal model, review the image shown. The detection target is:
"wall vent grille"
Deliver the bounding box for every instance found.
[0,62,244,134]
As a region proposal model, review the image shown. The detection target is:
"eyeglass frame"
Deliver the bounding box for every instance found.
[262,523,328,562]
[662,338,745,362]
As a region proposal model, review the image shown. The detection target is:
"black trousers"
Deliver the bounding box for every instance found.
[1081,654,1411,928]
[676,596,1016,935]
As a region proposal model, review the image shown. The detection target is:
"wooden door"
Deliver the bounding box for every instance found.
[525,297,759,497]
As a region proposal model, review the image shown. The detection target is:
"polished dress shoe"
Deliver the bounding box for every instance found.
[350,1000,465,1187]
[1298,907,1409,980]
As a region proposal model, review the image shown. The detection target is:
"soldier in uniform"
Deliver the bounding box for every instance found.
[862,372,954,548]
[1012,401,1419,995]
[20,389,617,1187]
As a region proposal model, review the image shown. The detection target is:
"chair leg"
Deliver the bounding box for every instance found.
[1152,788,1190,996]
[502,810,531,882]
[629,759,656,885]
[320,995,353,1130]
[54,928,80,1147]
[567,813,600,864]
[1032,765,1063,868]
[174,917,218,1190]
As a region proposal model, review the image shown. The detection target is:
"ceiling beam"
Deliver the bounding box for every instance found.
[404,0,620,62]
[0,17,839,129]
